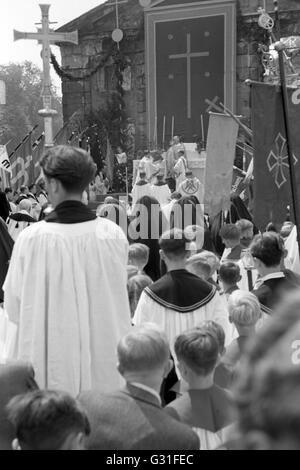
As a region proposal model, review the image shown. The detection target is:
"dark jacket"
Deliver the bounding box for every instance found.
[78,383,200,450]
[0,191,10,222]
[252,270,300,314]
[0,361,38,450]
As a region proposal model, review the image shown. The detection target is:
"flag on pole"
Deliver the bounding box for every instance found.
[105,137,114,183]
[32,134,45,183]
[0,144,11,174]
[10,136,33,191]
[251,82,300,230]
[204,113,239,217]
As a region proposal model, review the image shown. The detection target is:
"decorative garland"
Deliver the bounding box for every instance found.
[50,45,113,82]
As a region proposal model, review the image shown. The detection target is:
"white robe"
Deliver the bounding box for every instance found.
[131,183,153,206]
[285,226,300,274]
[151,184,171,207]
[133,290,236,357]
[3,217,132,396]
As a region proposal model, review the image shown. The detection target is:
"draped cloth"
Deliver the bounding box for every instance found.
[4,205,131,396]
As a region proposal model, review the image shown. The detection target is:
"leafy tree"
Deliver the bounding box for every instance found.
[0,61,63,149]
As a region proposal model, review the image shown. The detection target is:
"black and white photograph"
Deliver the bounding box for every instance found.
[1,0,300,452]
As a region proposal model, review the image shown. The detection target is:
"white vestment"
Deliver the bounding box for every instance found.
[151,184,171,207]
[133,290,236,356]
[131,183,153,206]
[285,226,300,274]
[4,218,131,396]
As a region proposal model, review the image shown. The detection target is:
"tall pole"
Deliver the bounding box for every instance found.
[273,0,300,256]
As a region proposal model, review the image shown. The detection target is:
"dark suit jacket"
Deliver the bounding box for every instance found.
[0,361,38,450]
[78,383,200,450]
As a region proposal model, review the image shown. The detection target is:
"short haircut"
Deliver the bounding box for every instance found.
[117,325,170,373]
[250,232,285,267]
[127,274,153,316]
[170,192,182,201]
[175,327,220,376]
[219,262,241,285]
[128,243,150,267]
[187,250,219,277]
[186,256,211,279]
[139,171,146,178]
[199,321,225,353]
[20,185,28,193]
[39,145,96,192]
[6,390,90,450]
[159,228,189,259]
[28,184,36,191]
[228,290,261,327]
[18,199,32,212]
[5,187,13,194]
[220,224,241,241]
[236,219,253,233]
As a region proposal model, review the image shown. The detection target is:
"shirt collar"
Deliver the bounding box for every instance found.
[130,382,162,406]
[259,272,285,283]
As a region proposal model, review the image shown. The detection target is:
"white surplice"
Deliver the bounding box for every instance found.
[3,217,132,396]
[133,290,236,355]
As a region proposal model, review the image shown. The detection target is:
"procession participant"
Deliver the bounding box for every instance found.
[4,145,131,396]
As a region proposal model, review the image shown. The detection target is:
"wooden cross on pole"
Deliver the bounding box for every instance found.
[14,4,78,147]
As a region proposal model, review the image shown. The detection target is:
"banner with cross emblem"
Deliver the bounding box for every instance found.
[251,82,300,230]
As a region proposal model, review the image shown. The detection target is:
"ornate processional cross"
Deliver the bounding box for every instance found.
[169,33,210,119]
[14,4,78,147]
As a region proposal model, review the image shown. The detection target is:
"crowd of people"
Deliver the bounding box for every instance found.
[0,144,300,450]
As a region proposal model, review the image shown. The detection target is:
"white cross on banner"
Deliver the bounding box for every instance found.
[0,145,12,174]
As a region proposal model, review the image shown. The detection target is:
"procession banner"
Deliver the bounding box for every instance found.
[204,113,239,217]
[10,135,33,191]
[0,145,11,174]
[252,82,300,230]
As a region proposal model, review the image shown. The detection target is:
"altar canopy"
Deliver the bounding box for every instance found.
[145,0,236,144]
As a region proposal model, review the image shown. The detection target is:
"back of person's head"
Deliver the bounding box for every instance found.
[186,253,211,280]
[6,390,90,450]
[236,219,253,233]
[117,325,170,375]
[185,170,193,178]
[280,221,294,239]
[175,327,220,377]
[250,232,285,268]
[39,145,96,193]
[187,250,219,278]
[159,228,189,260]
[233,292,300,449]
[127,274,153,317]
[139,171,147,179]
[18,199,32,213]
[220,224,241,243]
[219,262,241,286]
[20,185,28,194]
[128,243,149,271]
[265,222,278,233]
[199,321,226,355]
[170,192,182,201]
[228,290,261,327]
[5,187,13,195]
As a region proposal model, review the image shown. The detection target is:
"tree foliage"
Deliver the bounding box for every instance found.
[0,61,63,149]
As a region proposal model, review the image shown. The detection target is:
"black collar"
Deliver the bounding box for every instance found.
[45,200,96,224]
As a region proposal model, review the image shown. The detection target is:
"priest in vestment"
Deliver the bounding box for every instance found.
[151,174,171,208]
[131,172,153,207]
[4,146,132,396]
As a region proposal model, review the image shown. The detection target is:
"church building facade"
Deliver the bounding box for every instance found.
[57,0,300,150]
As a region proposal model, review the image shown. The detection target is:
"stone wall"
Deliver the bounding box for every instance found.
[59,0,300,147]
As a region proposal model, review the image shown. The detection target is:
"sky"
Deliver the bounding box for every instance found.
[1,1,106,94]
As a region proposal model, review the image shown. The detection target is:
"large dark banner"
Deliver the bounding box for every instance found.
[252,82,300,230]
[156,16,224,143]
[145,1,236,147]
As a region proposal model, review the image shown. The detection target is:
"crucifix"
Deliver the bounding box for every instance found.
[169,33,209,119]
[14,4,78,147]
